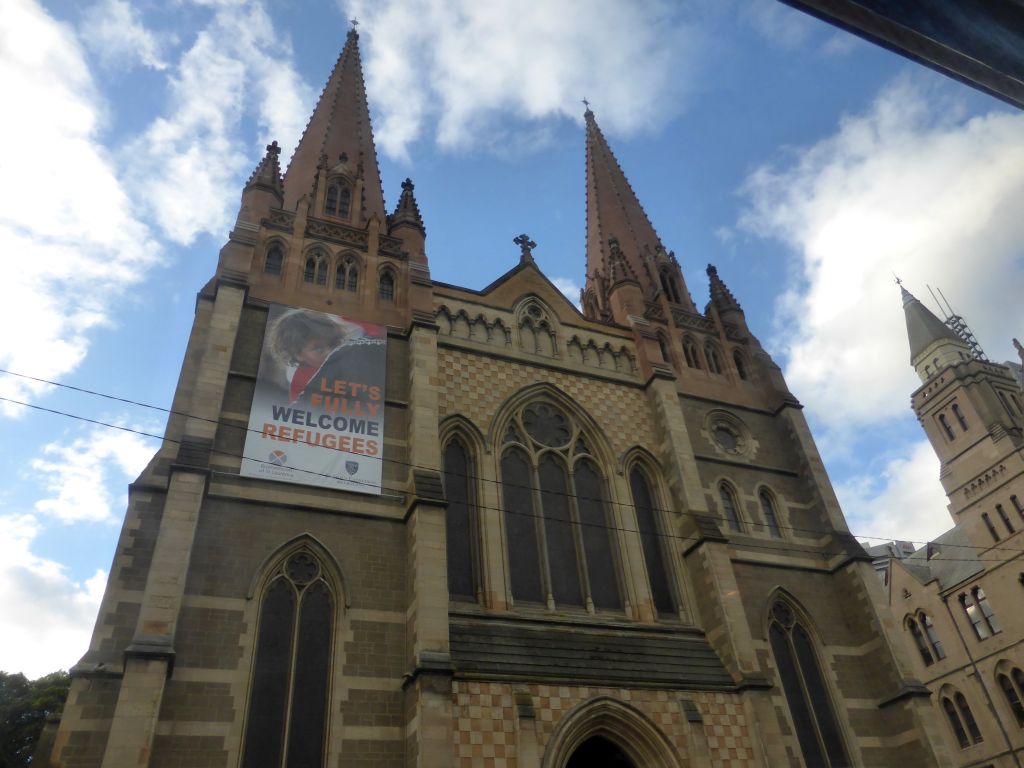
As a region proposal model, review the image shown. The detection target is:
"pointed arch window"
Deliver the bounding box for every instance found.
[630,467,675,617]
[682,337,701,369]
[705,343,722,374]
[1012,495,1023,521]
[768,599,851,767]
[335,256,359,292]
[659,267,681,304]
[443,437,477,601]
[656,333,670,364]
[378,269,395,301]
[718,482,742,532]
[982,513,1000,543]
[906,616,934,666]
[952,404,968,431]
[996,504,1014,535]
[941,690,982,748]
[265,244,284,276]
[304,251,328,286]
[733,350,748,380]
[242,550,334,768]
[919,612,945,660]
[997,667,1024,727]
[960,586,1000,640]
[324,181,351,218]
[758,489,782,538]
[499,402,622,612]
[938,414,955,441]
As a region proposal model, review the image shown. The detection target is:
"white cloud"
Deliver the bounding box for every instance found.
[0,514,108,677]
[551,277,582,309]
[0,0,162,415]
[31,426,155,523]
[739,0,815,50]
[80,0,169,71]
[739,76,1024,430]
[837,440,952,544]
[345,0,698,159]
[122,1,312,244]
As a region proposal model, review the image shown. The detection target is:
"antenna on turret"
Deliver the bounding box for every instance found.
[927,285,988,362]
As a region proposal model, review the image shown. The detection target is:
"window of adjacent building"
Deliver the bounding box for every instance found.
[718,482,743,533]
[960,587,1001,640]
[997,668,1024,727]
[629,467,675,617]
[938,414,955,441]
[768,599,851,767]
[952,404,968,431]
[378,270,395,301]
[982,513,1000,543]
[443,437,477,601]
[324,181,351,218]
[705,343,722,374]
[242,550,334,768]
[907,616,934,665]
[682,337,701,369]
[499,402,622,612]
[334,256,358,292]
[997,504,1015,535]
[303,252,328,286]
[942,690,983,748]
[758,489,782,538]
[920,612,945,661]
[264,244,284,275]
[1013,495,1023,521]
[733,350,748,380]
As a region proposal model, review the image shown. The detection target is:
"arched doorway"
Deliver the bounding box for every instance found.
[566,736,635,767]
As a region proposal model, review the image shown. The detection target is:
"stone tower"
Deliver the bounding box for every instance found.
[44,30,955,768]
[888,287,1024,766]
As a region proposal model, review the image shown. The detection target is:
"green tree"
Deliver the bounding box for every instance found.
[0,671,70,767]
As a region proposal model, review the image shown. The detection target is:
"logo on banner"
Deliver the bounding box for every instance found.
[269,450,288,466]
[345,460,359,476]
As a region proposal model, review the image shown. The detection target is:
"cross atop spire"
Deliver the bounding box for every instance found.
[282,29,385,220]
[514,233,536,264]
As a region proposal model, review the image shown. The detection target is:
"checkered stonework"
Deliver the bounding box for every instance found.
[437,349,656,457]
[451,682,754,767]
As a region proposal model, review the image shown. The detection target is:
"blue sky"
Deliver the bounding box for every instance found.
[1,0,1022,677]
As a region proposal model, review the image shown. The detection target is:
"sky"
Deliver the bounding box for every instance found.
[1,0,1022,678]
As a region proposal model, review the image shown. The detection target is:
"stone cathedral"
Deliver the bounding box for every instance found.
[43,29,959,768]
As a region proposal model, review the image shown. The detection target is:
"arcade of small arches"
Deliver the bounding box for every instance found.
[262,242,398,302]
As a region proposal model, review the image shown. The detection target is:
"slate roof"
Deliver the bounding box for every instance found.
[903,524,984,591]
[450,617,734,690]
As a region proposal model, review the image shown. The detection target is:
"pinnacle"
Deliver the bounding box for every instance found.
[389,177,425,234]
[707,263,741,312]
[245,140,284,197]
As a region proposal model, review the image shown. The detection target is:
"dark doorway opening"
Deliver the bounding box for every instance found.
[566,735,636,768]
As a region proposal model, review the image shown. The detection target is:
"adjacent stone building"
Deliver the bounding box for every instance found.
[44,29,958,768]
[887,288,1024,767]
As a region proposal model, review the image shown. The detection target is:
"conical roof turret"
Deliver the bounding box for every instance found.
[901,285,963,363]
[282,28,385,220]
[585,108,692,310]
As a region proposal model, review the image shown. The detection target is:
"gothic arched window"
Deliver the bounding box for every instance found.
[499,401,622,612]
[379,269,395,301]
[906,616,934,666]
[335,256,359,292]
[733,350,748,380]
[941,689,982,748]
[919,612,945,661]
[629,467,674,617]
[264,244,284,276]
[718,482,742,532]
[659,267,681,303]
[682,337,701,369]
[443,437,477,601]
[938,414,955,440]
[657,333,670,364]
[769,600,851,767]
[705,343,722,374]
[997,667,1024,727]
[960,586,1000,639]
[982,513,1001,543]
[952,404,968,431]
[242,549,335,768]
[304,251,328,286]
[324,180,351,218]
[758,489,782,538]
[997,504,1015,535]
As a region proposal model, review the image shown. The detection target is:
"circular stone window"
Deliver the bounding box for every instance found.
[522,402,571,447]
[704,409,756,459]
[712,425,739,453]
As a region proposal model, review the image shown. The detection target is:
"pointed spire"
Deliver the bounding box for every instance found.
[900,284,965,364]
[282,28,385,220]
[245,141,284,198]
[707,264,741,312]
[585,108,690,309]
[607,237,639,286]
[389,178,425,234]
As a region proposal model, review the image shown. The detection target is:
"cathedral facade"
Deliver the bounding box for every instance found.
[44,30,957,768]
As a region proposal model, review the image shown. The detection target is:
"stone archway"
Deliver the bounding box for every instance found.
[566,736,636,768]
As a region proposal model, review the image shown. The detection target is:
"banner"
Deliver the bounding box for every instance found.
[240,303,387,494]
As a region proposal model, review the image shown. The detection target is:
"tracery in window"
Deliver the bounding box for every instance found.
[303,250,328,286]
[682,337,701,369]
[378,269,395,301]
[997,667,1024,727]
[265,244,284,276]
[324,180,351,218]
[629,467,674,617]
[499,401,622,612]
[960,587,1000,640]
[768,599,851,767]
[242,549,334,768]
[443,437,477,601]
[758,489,782,538]
[335,255,359,292]
[718,482,743,532]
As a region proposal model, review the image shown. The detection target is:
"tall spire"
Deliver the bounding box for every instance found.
[707,264,741,313]
[282,28,385,221]
[585,108,689,309]
[900,284,970,381]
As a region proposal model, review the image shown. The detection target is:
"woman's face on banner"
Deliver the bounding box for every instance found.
[296,336,335,370]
